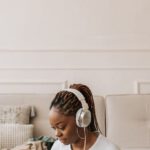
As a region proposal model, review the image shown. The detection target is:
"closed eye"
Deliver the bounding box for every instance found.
[58,126,65,130]
[51,126,65,131]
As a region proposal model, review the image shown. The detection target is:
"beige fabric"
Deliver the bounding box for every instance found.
[0,105,31,124]
[0,94,105,137]
[0,94,55,137]
[0,124,33,149]
[94,95,106,135]
[106,94,150,148]
[11,140,47,150]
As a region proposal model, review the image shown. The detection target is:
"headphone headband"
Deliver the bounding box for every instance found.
[62,88,89,110]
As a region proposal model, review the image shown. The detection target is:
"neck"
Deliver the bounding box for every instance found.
[71,129,98,150]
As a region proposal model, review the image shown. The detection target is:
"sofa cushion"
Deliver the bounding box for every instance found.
[0,105,31,124]
[0,124,33,149]
[106,94,150,148]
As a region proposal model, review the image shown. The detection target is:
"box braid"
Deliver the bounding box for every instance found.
[49,83,101,133]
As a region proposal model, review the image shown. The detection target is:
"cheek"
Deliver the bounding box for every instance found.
[65,124,78,139]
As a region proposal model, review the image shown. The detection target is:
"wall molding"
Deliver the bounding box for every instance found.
[0,80,68,94]
[135,81,150,94]
[0,80,67,85]
[0,66,150,70]
[0,49,150,53]
[0,49,150,70]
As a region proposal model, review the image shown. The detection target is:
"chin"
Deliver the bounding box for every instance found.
[59,139,69,145]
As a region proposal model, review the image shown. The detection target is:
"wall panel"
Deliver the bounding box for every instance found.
[0,50,150,96]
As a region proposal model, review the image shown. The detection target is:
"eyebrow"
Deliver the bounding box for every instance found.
[51,122,64,128]
[53,121,64,126]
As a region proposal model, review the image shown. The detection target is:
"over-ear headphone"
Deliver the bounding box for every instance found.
[62,88,91,128]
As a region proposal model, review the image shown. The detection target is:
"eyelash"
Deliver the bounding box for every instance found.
[52,126,65,130]
[58,126,65,130]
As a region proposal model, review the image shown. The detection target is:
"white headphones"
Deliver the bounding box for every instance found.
[62,88,91,128]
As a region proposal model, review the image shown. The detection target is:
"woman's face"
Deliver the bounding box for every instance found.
[49,107,79,145]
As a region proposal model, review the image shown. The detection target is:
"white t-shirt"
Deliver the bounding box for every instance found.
[51,134,120,150]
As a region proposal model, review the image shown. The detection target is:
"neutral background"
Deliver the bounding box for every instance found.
[0,0,150,96]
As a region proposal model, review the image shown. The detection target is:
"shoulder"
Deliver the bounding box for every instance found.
[51,140,71,150]
[91,134,120,150]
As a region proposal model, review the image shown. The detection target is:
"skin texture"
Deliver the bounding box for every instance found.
[49,107,98,150]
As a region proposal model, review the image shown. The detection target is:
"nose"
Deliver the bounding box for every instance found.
[55,129,62,137]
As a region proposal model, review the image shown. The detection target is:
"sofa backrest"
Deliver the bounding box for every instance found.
[0,94,106,137]
[94,95,106,135]
[0,94,55,137]
[105,94,150,148]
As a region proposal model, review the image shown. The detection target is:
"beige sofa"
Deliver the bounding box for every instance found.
[106,94,150,150]
[0,93,149,150]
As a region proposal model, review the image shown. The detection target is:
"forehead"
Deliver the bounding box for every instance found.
[49,107,75,125]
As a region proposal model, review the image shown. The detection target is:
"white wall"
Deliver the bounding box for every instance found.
[0,0,150,96]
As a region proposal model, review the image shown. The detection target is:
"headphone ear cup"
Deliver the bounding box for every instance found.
[76,108,91,128]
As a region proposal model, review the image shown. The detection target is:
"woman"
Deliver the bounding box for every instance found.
[49,83,120,150]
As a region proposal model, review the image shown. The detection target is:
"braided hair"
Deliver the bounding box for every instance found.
[49,83,101,133]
